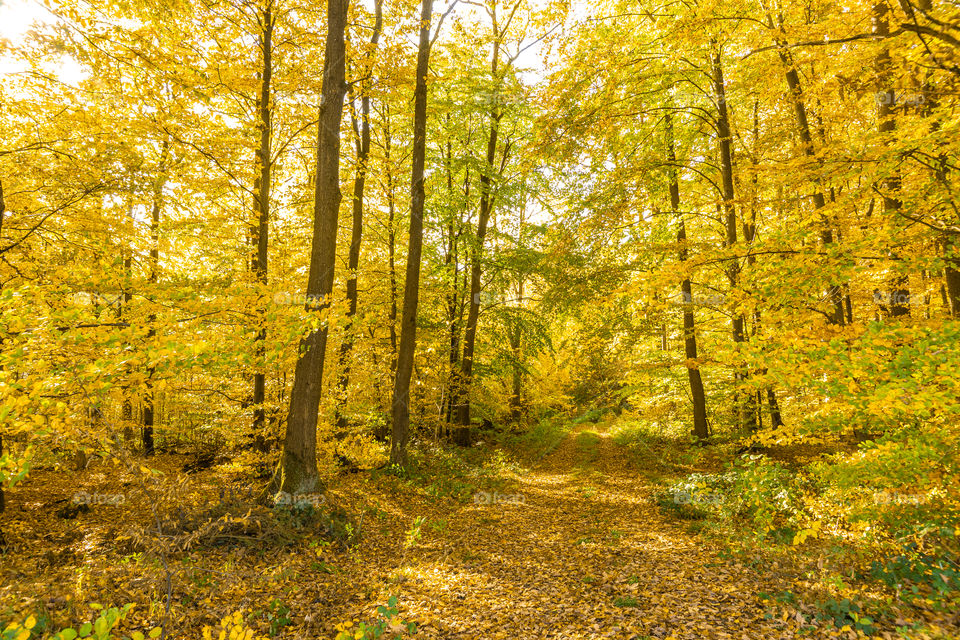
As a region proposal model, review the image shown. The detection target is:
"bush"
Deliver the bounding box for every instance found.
[722,455,809,535]
[655,456,811,539]
[654,472,733,520]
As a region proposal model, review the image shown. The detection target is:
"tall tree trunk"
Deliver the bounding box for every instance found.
[334,0,383,432]
[143,141,169,456]
[384,111,399,375]
[666,113,709,441]
[766,15,846,325]
[120,194,134,431]
[509,276,524,421]
[874,2,910,317]
[455,33,504,446]
[251,4,274,451]
[273,0,350,494]
[945,234,960,316]
[711,48,757,432]
[390,0,434,466]
[377,107,398,443]
[442,132,468,432]
[0,180,4,513]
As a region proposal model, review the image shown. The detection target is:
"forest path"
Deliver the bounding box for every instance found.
[393,422,823,640]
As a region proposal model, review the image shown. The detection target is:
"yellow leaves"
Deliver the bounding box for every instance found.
[200,611,266,640]
[792,520,822,546]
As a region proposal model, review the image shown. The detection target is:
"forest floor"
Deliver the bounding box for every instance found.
[0,421,953,639]
[367,422,809,639]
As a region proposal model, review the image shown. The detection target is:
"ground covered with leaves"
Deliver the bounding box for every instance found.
[1,419,957,639]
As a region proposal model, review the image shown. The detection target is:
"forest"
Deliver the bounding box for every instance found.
[0,0,958,637]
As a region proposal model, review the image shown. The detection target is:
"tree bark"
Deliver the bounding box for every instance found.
[945,235,960,317]
[455,29,504,446]
[666,113,709,441]
[334,0,383,432]
[142,140,170,456]
[0,429,4,513]
[874,2,911,317]
[251,3,274,450]
[274,0,350,493]
[441,131,467,433]
[0,180,4,512]
[766,15,846,325]
[390,0,434,466]
[384,110,399,376]
[711,48,757,432]
[509,276,525,421]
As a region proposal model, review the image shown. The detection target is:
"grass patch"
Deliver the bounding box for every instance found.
[505,417,571,463]
[573,430,601,466]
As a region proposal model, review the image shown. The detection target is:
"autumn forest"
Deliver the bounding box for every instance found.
[0,0,959,637]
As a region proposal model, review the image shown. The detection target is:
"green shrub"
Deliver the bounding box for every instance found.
[722,456,808,535]
[333,597,416,640]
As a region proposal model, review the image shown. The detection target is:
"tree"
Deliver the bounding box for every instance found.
[711,46,757,432]
[391,0,439,466]
[250,0,275,449]
[334,0,384,432]
[666,112,709,442]
[274,0,350,493]
[453,0,522,445]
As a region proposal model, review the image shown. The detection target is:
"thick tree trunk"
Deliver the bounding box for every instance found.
[390,0,434,466]
[712,49,757,432]
[274,0,350,494]
[334,0,382,432]
[667,113,709,442]
[251,5,273,450]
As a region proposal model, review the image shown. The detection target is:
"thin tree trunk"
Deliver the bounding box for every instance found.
[945,234,960,317]
[390,0,434,466]
[509,276,524,420]
[711,48,757,432]
[875,2,911,317]
[384,112,399,372]
[143,141,170,456]
[442,132,467,432]
[0,180,4,513]
[667,113,709,441]
[766,388,783,427]
[0,428,4,513]
[766,14,846,325]
[120,194,134,432]
[273,0,350,494]
[334,0,383,432]
[251,4,274,451]
[455,32,504,446]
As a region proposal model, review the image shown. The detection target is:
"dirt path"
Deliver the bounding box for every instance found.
[394,423,811,640]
